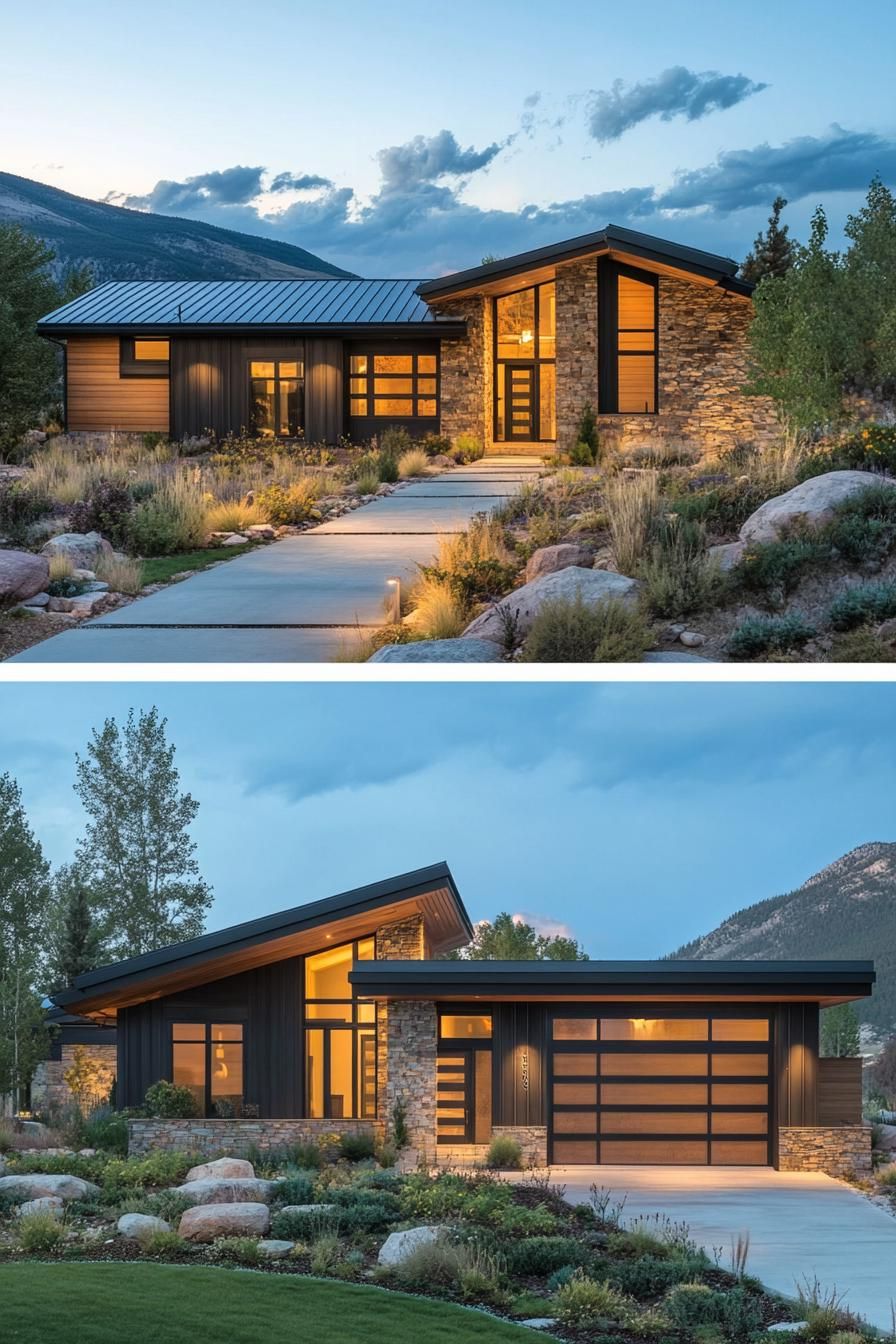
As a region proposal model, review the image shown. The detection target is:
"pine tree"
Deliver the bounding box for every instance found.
[820,1002,860,1057]
[45,865,104,992]
[446,911,588,960]
[74,707,213,959]
[0,773,52,1106]
[741,197,795,283]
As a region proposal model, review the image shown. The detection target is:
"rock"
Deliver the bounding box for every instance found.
[185,1157,255,1182]
[0,1156,5,1176]
[245,524,276,539]
[179,1202,270,1243]
[463,567,641,645]
[643,651,714,663]
[279,1203,336,1217]
[520,1320,558,1331]
[81,581,109,593]
[174,1178,278,1205]
[669,623,688,635]
[68,593,108,617]
[368,638,504,663]
[221,534,248,546]
[71,569,96,581]
[0,550,50,604]
[17,1197,64,1218]
[0,1174,100,1202]
[525,543,593,583]
[117,1213,170,1239]
[22,591,50,608]
[47,596,75,613]
[876,618,896,642]
[679,631,706,647]
[41,532,112,568]
[78,1149,97,1157]
[767,1324,809,1334]
[739,471,896,545]
[431,454,454,467]
[708,541,746,572]
[377,1226,449,1267]
[257,1239,294,1258]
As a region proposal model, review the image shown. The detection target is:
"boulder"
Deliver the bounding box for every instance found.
[21,592,49,608]
[739,471,896,545]
[369,637,504,663]
[174,1177,278,1205]
[463,567,641,645]
[117,1213,170,1240]
[525,543,593,583]
[185,1157,255,1182]
[377,1225,449,1267]
[221,534,248,546]
[0,1173,100,1202]
[708,541,745,573]
[0,550,50,604]
[179,1201,270,1243]
[68,593,108,618]
[17,1197,64,1218]
[258,1239,294,1258]
[679,631,706,648]
[246,524,276,540]
[41,532,112,568]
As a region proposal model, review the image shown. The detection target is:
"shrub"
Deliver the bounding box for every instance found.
[727,613,816,659]
[144,1190,195,1225]
[391,1096,409,1150]
[609,1255,708,1300]
[669,481,767,537]
[143,1079,199,1119]
[94,552,144,596]
[604,472,660,574]
[127,478,207,555]
[828,580,896,630]
[485,1134,523,1170]
[377,1142,397,1168]
[209,1235,260,1265]
[379,427,413,459]
[375,447,400,484]
[507,1235,589,1277]
[523,593,652,663]
[825,485,896,565]
[408,574,467,639]
[718,1287,764,1340]
[0,480,54,542]
[397,449,429,479]
[273,1171,316,1206]
[80,1105,129,1156]
[639,516,724,617]
[570,441,596,466]
[141,1229,187,1257]
[204,499,266,533]
[797,424,896,481]
[271,1206,339,1242]
[256,479,318,525]
[663,1283,721,1329]
[735,534,825,604]
[607,1228,671,1259]
[451,433,484,464]
[554,1272,633,1328]
[546,1265,578,1292]
[420,433,453,458]
[310,1232,342,1275]
[18,1211,64,1252]
[338,1132,376,1163]
[575,404,600,464]
[69,478,134,547]
[354,471,380,495]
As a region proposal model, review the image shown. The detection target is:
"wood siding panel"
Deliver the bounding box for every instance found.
[818,1056,863,1125]
[305,339,344,443]
[67,337,169,432]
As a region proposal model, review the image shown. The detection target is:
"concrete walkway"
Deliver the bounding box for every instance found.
[11,457,542,663]
[554,1165,896,1330]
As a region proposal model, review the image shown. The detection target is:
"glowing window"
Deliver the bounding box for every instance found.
[440,1014,493,1039]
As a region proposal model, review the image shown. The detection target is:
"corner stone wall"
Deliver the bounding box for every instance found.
[128,1117,380,1157]
[778,1125,872,1178]
[379,998,437,1162]
[427,295,493,451]
[31,1043,117,1112]
[375,913,425,960]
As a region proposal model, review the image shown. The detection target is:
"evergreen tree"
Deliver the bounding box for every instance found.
[74,708,213,959]
[869,1034,896,1107]
[741,197,795,283]
[447,911,588,960]
[0,773,52,1106]
[820,1002,860,1057]
[45,865,104,992]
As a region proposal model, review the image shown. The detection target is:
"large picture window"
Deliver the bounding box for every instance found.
[249,358,304,437]
[348,351,439,422]
[304,937,376,1119]
[171,1022,244,1116]
[493,281,555,442]
[598,259,658,414]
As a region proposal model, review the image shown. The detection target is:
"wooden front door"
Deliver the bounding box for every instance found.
[436,1049,492,1145]
[504,364,537,440]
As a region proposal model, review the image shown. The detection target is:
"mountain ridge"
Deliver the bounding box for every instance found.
[0,171,355,282]
[668,842,895,1035]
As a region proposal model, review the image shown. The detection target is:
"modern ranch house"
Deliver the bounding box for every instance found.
[37,226,778,456]
[48,863,874,1176]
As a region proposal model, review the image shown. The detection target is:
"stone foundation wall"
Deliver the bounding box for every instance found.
[778,1125,872,1178]
[428,295,493,450]
[31,1043,117,1113]
[128,1117,381,1157]
[434,1126,548,1168]
[380,998,437,1162]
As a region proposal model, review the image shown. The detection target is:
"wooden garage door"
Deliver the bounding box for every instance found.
[549,1013,770,1165]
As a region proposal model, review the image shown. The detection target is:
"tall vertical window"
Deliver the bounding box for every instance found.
[171,1022,244,1116]
[494,281,555,442]
[598,259,658,414]
[304,937,376,1119]
[348,351,439,423]
[249,358,304,437]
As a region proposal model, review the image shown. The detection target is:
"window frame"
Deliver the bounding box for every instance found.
[169,1018,246,1117]
[248,356,305,438]
[119,337,170,378]
[303,935,377,1120]
[597,258,659,415]
[492,281,556,443]
[345,345,440,432]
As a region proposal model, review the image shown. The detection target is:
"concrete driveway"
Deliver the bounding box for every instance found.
[554,1165,896,1330]
[11,457,541,663]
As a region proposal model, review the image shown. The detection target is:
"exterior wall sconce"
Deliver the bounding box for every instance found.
[385,577,401,624]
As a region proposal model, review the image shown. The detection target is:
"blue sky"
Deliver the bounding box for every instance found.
[3,681,894,957]
[3,0,895,273]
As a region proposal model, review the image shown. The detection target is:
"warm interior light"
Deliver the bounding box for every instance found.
[520,329,534,344]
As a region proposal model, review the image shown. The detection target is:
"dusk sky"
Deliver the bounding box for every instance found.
[3,0,895,274]
[3,681,894,959]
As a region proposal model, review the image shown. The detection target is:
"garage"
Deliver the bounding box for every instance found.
[548,1010,771,1165]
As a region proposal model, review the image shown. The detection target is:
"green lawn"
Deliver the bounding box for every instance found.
[0,1263,540,1343]
[141,544,257,586]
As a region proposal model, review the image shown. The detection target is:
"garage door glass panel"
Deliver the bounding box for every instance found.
[553,1053,598,1076]
[711,1054,769,1076]
[711,1141,768,1165]
[554,1111,598,1134]
[712,1083,768,1106]
[553,1019,597,1041]
[601,1018,708,1041]
[711,1112,768,1135]
[602,1111,708,1135]
[601,1140,708,1164]
[601,1082,709,1105]
[712,1020,770,1041]
[601,1053,708,1076]
[553,1140,598,1163]
[553,1082,598,1106]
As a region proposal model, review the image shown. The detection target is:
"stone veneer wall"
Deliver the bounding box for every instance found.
[777,1125,872,1178]
[555,258,599,455]
[380,998,437,1162]
[427,295,493,450]
[31,1043,117,1112]
[128,1117,380,1157]
[375,912,425,960]
[436,1126,548,1168]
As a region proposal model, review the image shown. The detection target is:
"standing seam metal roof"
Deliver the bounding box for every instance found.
[37,278,449,330]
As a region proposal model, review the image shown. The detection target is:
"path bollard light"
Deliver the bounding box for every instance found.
[385,577,401,624]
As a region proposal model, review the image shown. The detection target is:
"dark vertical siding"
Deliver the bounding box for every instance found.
[493,1003,546,1127]
[170,338,307,440]
[774,1003,819,1160]
[116,957,302,1116]
[305,339,344,443]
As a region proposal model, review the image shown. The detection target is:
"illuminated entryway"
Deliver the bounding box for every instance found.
[494,282,556,445]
